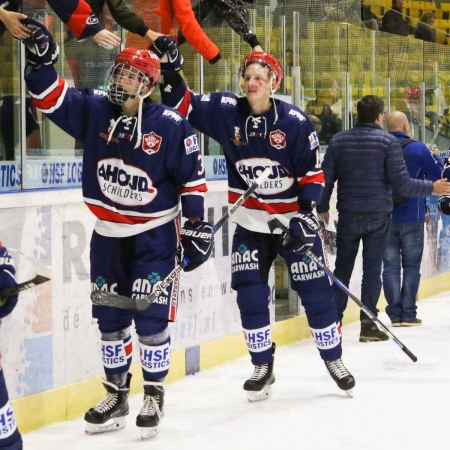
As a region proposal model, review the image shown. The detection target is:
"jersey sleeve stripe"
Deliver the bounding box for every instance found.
[228,192,299,214]
[181,179,207,188]
[67,2,93,39]
[178,184,208,194]
[31,79,68,114]
[176,90,192,118]
[298,172,325,186]
[28,77,60,100]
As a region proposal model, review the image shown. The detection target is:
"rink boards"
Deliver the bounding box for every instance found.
[0,183,449,434]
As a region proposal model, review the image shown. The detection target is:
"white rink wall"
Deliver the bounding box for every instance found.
[0,185,275,403]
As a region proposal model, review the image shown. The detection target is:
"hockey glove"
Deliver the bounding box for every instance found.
[149,36,184,72]
[282,212,320,254]
[180,221,213,272]
[20,18,59,70]
[0,245,18,318]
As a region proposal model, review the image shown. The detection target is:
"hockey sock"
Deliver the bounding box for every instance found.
[101,328,133,387]
[139,328,171,381]
[242,324,273,365]
[0,367,22,449]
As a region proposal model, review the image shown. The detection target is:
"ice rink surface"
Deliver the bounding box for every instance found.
[24,291,450,450]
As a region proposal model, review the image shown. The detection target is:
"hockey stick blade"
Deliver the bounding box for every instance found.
[268,217,418,363]
[0,274,51,305]
[91,167,273,311]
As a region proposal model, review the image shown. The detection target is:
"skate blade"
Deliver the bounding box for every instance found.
[140,426,159,440]
[344,389,354,398]
[246,385,273,403]
[85,417,126,435]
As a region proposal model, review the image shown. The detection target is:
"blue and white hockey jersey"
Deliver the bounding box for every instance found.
[26,65,207,237]
[162,77,324,234]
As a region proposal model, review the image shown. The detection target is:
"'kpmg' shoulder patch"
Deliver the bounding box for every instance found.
[92,89,107,97]
[220,96,237,107]
[308,131,319,149]
[269,129,286,149]
[184,135,200,155]
[142,132,162,155]
[288,109,306,122]
[162,109,183,124]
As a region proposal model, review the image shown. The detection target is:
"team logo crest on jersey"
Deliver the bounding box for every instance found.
[231,127,246,146]
[269,130,286,149]
[142,132,162,155]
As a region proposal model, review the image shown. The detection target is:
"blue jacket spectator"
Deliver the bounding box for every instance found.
[383,112,443,327]
[390,131,443,223]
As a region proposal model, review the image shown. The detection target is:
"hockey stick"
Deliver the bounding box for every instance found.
[0,248,51,305]
[90,167,273,311]
[0,274,51,305]
[267,217,418,363]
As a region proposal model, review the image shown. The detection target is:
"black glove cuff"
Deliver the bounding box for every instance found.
[209,53,221,65]
[247,35,260,49]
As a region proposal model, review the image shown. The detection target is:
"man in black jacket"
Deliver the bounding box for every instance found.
[317,95,450,342]
[382,0,411,37]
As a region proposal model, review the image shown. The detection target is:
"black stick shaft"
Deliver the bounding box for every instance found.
[271,218,418,363]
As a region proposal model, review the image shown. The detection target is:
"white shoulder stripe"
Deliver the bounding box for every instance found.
[29,77,62,100]
[37,83,69,114]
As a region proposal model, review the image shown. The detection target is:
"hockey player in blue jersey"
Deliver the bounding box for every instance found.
[0,244,22,449]
[154,38,355,401]
[21,20,212,439]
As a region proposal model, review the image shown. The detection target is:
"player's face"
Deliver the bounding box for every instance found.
[242,64,272,102]
[114,65,143,96]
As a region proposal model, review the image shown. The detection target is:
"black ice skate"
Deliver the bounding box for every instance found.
[136,381,165,439]
[84,373,131,434]
[243,344,276,402]
[325,358,355,397]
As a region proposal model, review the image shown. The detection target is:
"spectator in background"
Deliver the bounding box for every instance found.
[414,12,437,43]
[317,95,450,342]
[361,0,381,31]
[306,74,342,127]
[318,104,341,145]
[382,0,412,36]
[308,114,323,136]
[383,111,443,327]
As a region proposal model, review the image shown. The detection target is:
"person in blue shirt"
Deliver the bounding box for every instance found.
[383,111,443,326]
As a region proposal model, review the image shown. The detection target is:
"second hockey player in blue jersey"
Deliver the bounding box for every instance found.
[21,20,212,439]
[154,38,355,401]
